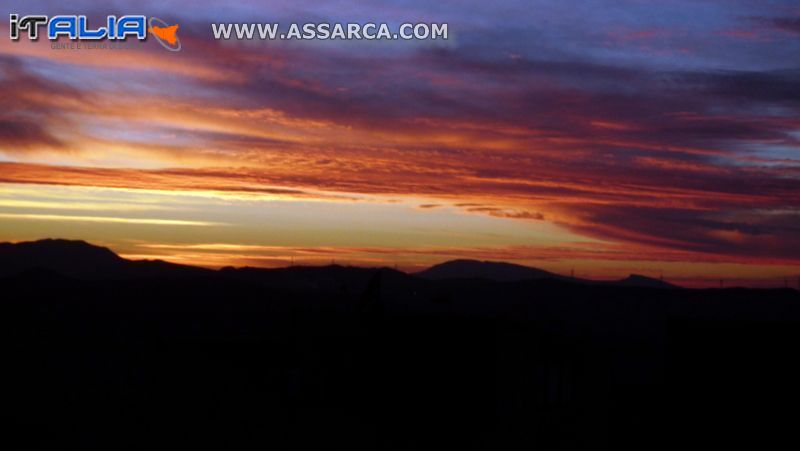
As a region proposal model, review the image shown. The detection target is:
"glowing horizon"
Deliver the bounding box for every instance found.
[1,1,799,287]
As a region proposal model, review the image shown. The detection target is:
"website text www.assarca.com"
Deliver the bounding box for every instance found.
[211,22,448,41]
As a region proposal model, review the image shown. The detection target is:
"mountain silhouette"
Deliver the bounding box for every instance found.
[417,258,677,288]
[417,259,566,281]
[0,240,677,288]
[615,273,676,289]
[1,238,798,450]
[0,239,209,279]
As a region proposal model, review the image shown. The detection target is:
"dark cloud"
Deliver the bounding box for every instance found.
[0,117,63,150]
[677,69,800,107]
[0,56,87,153]
[562,205,800,261]
[768,17,800,34]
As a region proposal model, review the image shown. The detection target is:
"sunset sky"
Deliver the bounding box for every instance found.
[1,1,799,287]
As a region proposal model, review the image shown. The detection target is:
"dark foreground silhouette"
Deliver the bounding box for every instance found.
[2,240,799,450]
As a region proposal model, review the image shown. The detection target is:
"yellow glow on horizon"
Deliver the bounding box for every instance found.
[0,213,219,227]
[0,199,168,211]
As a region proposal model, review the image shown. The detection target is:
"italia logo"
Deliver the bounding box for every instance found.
[9,14,181,51]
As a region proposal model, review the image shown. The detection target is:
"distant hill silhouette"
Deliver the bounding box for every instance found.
[1,238,798,450]
[614,273,676,289]
[417,259,567,281]
[417,258,678,288]
[0,240,677,288]
[0,239,209,279]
